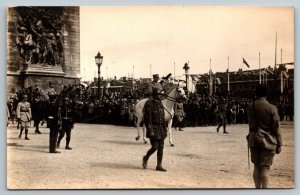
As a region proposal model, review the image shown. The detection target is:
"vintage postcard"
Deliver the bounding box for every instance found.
[6,6,294,189]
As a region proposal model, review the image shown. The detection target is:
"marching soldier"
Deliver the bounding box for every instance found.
[142,88,168,172]
[57,97,75,150]
[216,98,229,134]
[16,94,31,140]
[47,94,61,153]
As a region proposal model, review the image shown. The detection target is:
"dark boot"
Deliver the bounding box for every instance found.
[142,156,148,169]
[156,164,167,172]
[35,126,41,134]
[65,146,72,150]
[18,127,23,139]
[65,136,72,149]
[156,146,166,172]
[56,139,61,148]
[25,129,29,140]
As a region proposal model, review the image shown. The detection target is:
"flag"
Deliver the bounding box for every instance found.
[190,75,199,84]
[243,58,250,68]
[265,67,274,75]
[282,71,289,78]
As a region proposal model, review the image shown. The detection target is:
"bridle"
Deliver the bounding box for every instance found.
[161,87,186,118]
[163,87,185,103]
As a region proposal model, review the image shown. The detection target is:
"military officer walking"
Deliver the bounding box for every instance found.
[47,95,61,153]
[16,94,31,140]
[57,97,75,150]
[142,88,168,172]
[216,98,229,134]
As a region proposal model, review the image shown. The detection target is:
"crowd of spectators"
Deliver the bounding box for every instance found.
[7,82,294,129]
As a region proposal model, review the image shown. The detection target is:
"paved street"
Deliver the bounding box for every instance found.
[7,121,294,189]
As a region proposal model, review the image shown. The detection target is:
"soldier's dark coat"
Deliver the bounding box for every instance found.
[143,98,167,139]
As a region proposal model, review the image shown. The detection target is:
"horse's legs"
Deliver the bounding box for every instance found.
[168,119,175,147]
[135,117,141,141]
[142,123,148,144]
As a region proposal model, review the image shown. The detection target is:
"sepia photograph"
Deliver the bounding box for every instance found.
[6,6,294,189]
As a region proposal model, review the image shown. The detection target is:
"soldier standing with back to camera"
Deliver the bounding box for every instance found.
[142,88,168,172]
[57,97,75,150]
[247,84,283,188]
[216,98,229,134]
[47,94,61,153]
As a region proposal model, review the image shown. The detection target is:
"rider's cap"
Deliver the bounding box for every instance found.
[153,74,159,79]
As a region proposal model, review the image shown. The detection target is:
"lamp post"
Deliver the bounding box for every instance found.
[95,51,103,99]
[183,62,190,93]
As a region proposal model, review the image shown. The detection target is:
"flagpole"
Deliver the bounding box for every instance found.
[275,31,277,68]
[259,52,261,84]
[174,62,175,83]
[209,59,212,97]
[227,56,230,95]
[132,65,135,90]
[280,71,283,94]
[150,64,152,79]
[281,48,283,64]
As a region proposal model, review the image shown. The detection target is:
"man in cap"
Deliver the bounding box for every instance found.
[16,94,32,140]
[216,97,229,134]
[57,97,75,150]
[47,94,61,153]
[142,88,168,172]
[246,84,283,188]
[47,82,57,99]
[147,74,164,97]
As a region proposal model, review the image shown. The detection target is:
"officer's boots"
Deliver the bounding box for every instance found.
[24,129,29,140]
[56,139,61,148]
[156,151,167,172]
[65,138,72,150]
[18,127,23,139]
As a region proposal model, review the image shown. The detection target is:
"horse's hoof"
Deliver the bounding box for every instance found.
[171,144,175,147]
[144,141,148,144]
[135,136,140,141]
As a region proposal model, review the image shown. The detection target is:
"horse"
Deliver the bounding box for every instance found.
[134,85,187,147]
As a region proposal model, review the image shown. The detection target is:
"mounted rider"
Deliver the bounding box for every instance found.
[146,73,172,99]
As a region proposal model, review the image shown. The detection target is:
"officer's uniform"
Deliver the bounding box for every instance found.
[57,98,75,150]
[47,96,61,153]
[16,98,31,140]
[247,95,283,188]
[216,100,228,134]
[142,89,167,172]
[174,102,185,131]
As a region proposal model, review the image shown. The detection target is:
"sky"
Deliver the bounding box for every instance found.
[80,6,294,81]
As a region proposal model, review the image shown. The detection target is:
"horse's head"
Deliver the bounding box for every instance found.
[176,87,187,101]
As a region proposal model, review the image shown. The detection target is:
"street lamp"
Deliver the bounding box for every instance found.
[95,51,103,99]
[183,62,190,92]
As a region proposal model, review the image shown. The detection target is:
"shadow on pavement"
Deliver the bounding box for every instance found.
[7,143,24,147]
[90,162,141,170]
[101,140,142,146]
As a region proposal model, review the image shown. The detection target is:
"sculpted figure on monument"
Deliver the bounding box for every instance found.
[15,7,64,66]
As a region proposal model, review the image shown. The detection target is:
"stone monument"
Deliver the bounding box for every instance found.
[7,6,80,93]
